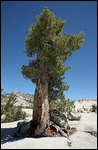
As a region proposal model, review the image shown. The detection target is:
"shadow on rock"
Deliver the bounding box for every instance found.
[1,127,24,144]
[1,123,44,145]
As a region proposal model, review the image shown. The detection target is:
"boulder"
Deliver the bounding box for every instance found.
[68,111,81,121]
[4,91,34,107]
[74,98,97,113]
[84,125,97,137]
[50,109,68,129]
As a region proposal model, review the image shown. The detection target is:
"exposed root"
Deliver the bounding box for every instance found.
[46,125,56,135]
[13,120,69,139]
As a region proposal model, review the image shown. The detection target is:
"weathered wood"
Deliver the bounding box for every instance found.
[33,79,42,124]
[33,76,50,136]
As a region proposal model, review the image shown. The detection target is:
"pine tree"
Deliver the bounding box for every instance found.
[1,89,26,123]
[21,7,85,136]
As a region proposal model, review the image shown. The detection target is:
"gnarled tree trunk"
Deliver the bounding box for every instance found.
[14,61,69,138]
[33,78,50,136]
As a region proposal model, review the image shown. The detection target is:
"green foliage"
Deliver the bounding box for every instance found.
[1,88,4,93]
[67,124,71,130]
[1,89,26,123]
[67,125,77,136]
[91,104,97,113]
[50,98,75,115]
[21,7,85,102]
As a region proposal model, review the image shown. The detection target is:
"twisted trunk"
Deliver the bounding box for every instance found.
[33,78,50,136]
[14,61,68,138]
[32,59,50,135]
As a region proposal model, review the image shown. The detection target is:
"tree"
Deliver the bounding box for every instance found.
[1,89,26,123]
[50,98,75,116]
[20,7,85,137]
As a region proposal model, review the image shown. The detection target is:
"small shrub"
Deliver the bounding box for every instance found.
[91,104,97,112]
[67,124,71,130]
[80,110,83,113]
[67,125,77,136]
[1,89,27,123]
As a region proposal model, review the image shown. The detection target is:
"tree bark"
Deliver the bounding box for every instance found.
[33,78,50,136]
[32,58,50,135]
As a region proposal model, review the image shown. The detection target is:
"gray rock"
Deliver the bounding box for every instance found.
[84,125,97,137]
[77,98,97,102]
[4,91,34,107]
[50,109,68,129]
[68,111,81,121]
[14,120,31,137]
[74,98,97,113]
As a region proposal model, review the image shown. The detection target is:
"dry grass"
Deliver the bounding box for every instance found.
[68,126,77,136]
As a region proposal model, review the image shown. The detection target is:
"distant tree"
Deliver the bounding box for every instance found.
[21,7,85,136]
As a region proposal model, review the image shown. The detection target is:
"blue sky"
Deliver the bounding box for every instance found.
[1,1,97,101]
